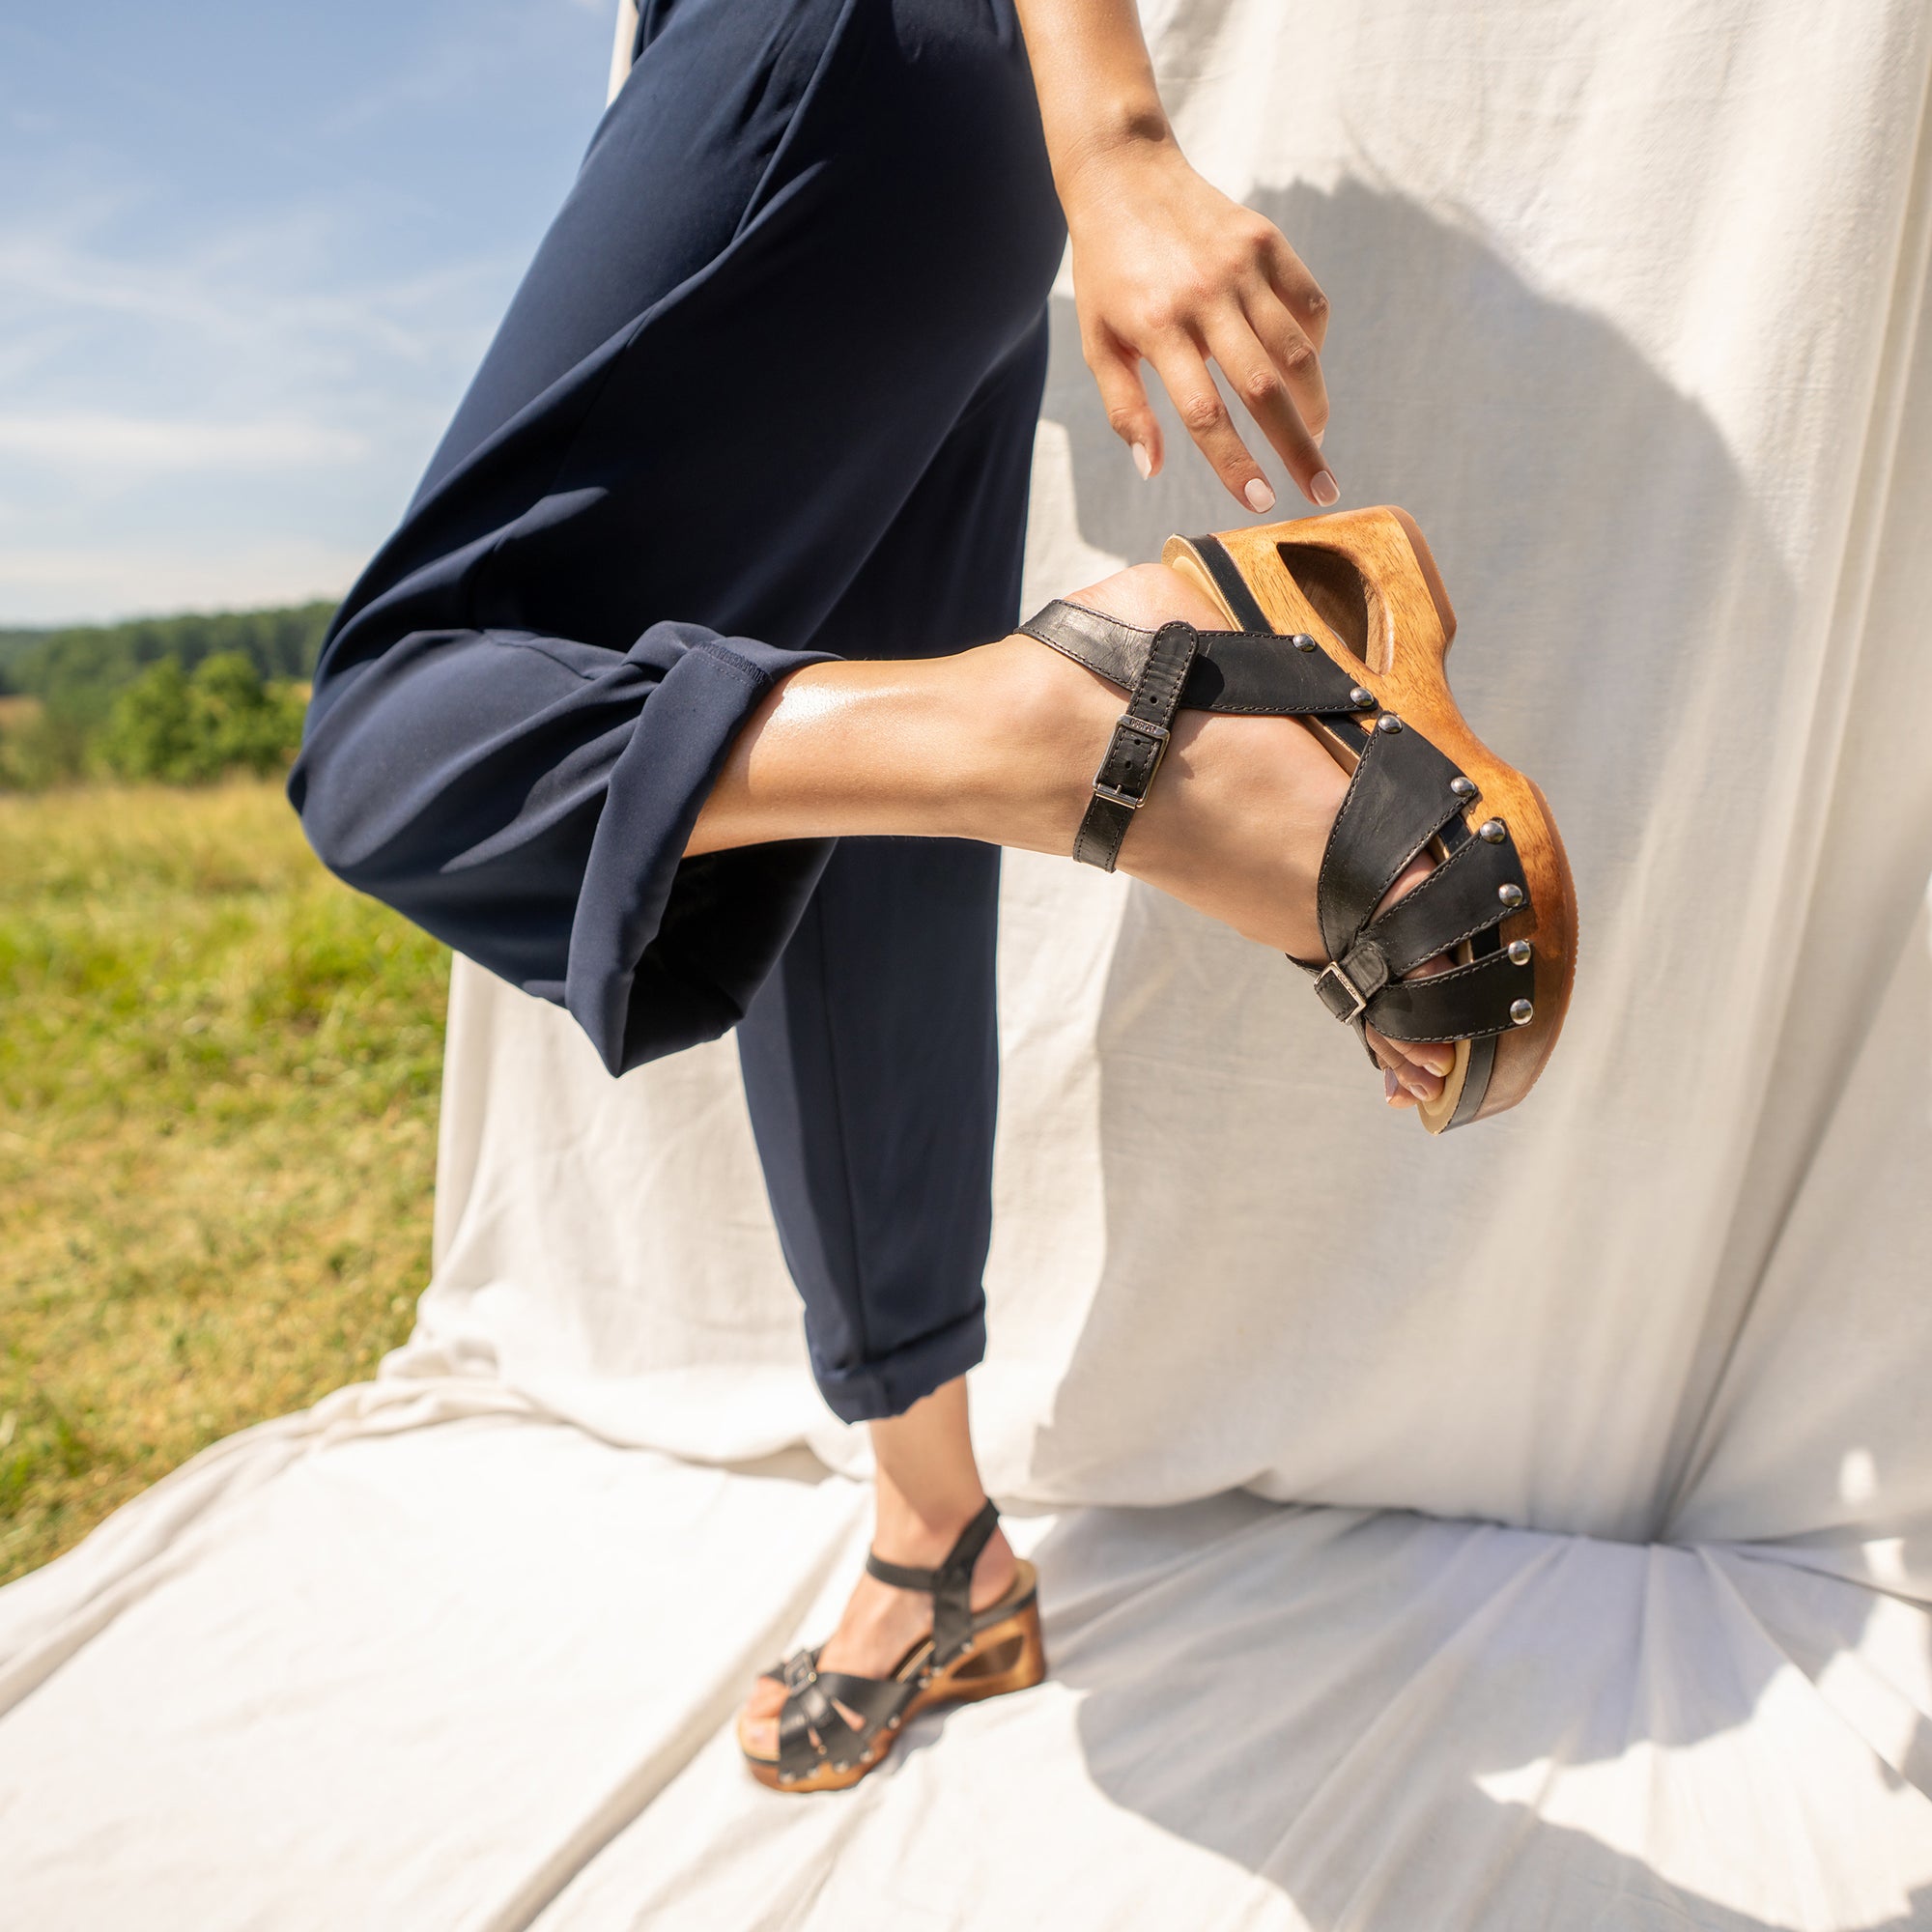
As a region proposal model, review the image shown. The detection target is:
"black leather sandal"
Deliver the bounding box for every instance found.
[1019,505,1577,1132]
[740,1499,1045,1793]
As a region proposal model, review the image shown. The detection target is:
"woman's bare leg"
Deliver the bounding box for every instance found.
[691,561,1453,1101]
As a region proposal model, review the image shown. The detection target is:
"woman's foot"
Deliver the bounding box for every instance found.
[983,563,1453,1106]
[736,1378,1018,1764]
[735,1506,1016,1762]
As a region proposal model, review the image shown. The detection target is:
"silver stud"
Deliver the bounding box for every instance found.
[1498,883,1524,908]
[1350,685,1376,708]
[1478,818,1507,844]
[1508,939,1532,965]
[1450,776,1476,799]
[1376,713,1404,733]
[1510,999,1534,1026]
[1291,633,1317,652]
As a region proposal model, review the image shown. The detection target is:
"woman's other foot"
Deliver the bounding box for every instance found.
[735,1503,1016,1762]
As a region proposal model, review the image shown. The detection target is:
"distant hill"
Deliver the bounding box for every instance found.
[0,630,50,694]
[0,603,337,720]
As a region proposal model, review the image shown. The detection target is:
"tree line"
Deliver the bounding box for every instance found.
[0,603,335,789]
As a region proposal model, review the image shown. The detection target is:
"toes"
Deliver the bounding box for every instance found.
[1381,1066,1416,1110]
[738,1677,784,1759]
[1369,1028,1442,1103]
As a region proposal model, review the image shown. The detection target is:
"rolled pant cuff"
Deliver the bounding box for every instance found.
[809,1301,988,1424]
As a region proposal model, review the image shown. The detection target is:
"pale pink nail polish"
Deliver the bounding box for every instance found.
[1310,469,1340,507]
[1383,1068,1399,1103]
[1131,441,1152,481]
[1243,476,1275,514]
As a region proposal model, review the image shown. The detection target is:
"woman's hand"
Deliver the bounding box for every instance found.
[1013,0,1335,514]
[1062,136,1337,514]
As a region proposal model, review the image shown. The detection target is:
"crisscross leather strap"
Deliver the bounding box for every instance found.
[769,1498,1004,1785]
[1310,747,1534,1043]
[1316,723,1466,958]
[777,1655,911,1780]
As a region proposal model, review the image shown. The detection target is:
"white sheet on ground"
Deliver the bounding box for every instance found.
[5,1,1931,1925]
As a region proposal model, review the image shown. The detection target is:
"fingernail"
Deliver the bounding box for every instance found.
[1131,441,1152,481]
[1243,476,1275,514]
[1310,470,1340,507]
[1383,1068,1399,1103]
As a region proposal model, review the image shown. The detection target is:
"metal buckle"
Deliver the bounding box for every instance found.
[1311,960,1369,1023]
[1090,714,1171,811]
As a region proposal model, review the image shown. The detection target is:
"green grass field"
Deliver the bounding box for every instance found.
[0,781,449,1584]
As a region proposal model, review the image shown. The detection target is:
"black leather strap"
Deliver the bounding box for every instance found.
[1016,600,1154,690]
[866,1496,1000,1667]
[1070,621,1197,870]
[1315,723,1466,961]
[1361,946,1534,1042]
[1016,600,1371,719]
[1358,821,1527,978]
[1183,532,1273,631]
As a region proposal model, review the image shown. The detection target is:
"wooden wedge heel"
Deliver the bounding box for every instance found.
[740,1499,1046,1793]
[1019,506,1577,1131]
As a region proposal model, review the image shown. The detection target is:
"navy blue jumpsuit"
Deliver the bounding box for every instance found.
[289,0,1066,1421]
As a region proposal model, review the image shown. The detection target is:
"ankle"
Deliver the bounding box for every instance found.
[943,634,1118,852]
[870,1484,991,1567]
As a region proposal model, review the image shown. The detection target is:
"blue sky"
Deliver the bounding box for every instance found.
[0,0,617,623]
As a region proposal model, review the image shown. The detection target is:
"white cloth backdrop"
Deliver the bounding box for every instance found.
[6,1,1932,1925]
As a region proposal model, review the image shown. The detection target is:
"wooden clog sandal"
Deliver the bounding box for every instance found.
[741,1499,1046,1793]
[1018,506,1577,1131]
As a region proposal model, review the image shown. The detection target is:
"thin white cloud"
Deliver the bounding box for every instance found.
[0,412,367,476]
[0,218,512,370]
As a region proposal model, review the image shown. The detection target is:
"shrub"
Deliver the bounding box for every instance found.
[95,654,307,784]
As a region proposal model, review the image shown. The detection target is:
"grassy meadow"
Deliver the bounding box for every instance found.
[0,780,448,1584]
